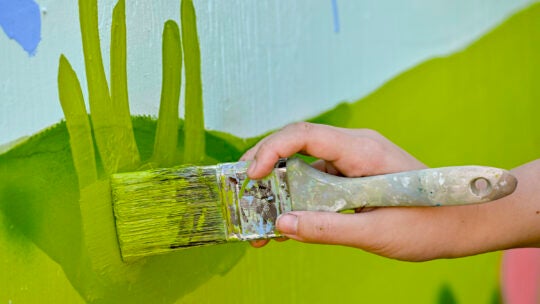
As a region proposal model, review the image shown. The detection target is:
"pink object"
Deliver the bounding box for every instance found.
[502,248,540,303]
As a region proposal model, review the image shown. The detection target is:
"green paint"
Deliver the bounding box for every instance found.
[491,286,502,304]
[79,0,140,174]
[111,165,226,260]
[58,55,98,188]
[437,284,458,304]
[3,0,245,302]
[110,0,140,171]
[181,0,205,164]
[152,20,182,167]
[1,1,540,303]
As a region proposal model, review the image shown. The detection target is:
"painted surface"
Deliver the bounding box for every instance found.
[0,0,41,55]
[0,0,535,144]
[0,0,539,303]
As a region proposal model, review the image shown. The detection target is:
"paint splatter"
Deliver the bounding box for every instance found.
[0,0,42,56]
[331,0,340,33]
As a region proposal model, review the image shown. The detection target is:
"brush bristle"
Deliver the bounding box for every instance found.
[111,165,227,261]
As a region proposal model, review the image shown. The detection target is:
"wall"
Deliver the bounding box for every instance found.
[0,0,534,143]
[1,0,539,303]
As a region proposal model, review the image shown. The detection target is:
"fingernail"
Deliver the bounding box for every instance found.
[247,159,257,177]
[277,213,298,235]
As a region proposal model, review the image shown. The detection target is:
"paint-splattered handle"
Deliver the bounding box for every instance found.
[285,158,517,211]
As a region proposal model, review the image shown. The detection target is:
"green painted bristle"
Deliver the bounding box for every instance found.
[111,165,227,261]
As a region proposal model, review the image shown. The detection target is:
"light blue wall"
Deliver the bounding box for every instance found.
[0,0,535,144]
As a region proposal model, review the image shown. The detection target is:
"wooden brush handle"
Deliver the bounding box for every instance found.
[285,158,517,211]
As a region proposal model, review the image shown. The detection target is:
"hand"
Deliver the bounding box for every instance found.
[242,122,426,178]
[241,122,427,252]
[240,122,539,261]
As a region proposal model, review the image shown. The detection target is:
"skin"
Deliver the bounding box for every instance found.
[241,122,540,262]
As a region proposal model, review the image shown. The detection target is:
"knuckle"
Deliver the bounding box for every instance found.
[285,121,314,134]
[257,140,275,156]
[241,147,257,160]
[345,136,386,175]
[358,128,382,139]
[357,135,384,154]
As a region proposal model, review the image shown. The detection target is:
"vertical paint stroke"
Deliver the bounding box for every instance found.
[0,0,41,55]
[110,0,141,168]
[57,55,98,189]
[152,20,183,167]
[331,0,340,33]
[181,0,206,164]
[79,0,139,174]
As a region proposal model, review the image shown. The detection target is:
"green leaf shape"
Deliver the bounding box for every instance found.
[152,20,183,167]
[79,0,140,174]
[109,0,140,170]
[58,55,98,189]
[181,0,206,164]
[1,0,246,303]
[0,118,247,303]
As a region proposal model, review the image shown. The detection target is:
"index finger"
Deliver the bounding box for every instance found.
[246,122,356,179]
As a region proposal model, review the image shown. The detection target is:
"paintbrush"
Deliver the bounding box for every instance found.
[110,157,517,261]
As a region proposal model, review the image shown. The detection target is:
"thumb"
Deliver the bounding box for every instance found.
[276,209,459,262]
[276,211,370,245]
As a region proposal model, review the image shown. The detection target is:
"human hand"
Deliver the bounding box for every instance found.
[241,122,428,254]
[240,122,536,261]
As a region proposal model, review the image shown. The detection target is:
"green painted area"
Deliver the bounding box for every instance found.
[0,1,539,304]
[2,0,244,302]
[152,20,182,167]
[181,0,206,165]
[109,0,139,171]
[79,0,140,175]
[111,165,227,260]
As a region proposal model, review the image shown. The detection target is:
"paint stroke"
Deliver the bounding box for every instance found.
[0,0,41,55]
[181,0,206,164]
[153,20,182,167]
[331,0,340,33]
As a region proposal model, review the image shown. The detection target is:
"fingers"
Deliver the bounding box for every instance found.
[250,239,269,248]
[275,209,457,261]
[276,212,372,246]
[311,159,341,175]
[241,122,427,179]
[245,123,344,179]
[242,122,366,179]
[249,237,288,248]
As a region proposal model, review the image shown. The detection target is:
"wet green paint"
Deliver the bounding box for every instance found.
[58,55,98,188]
[79,0,138,175]
[181,0,206,165]
[1,1,540,303]
[2,0,245,303]
[110,0,139,172]
[152,20,182,167]
[111,165,227,261]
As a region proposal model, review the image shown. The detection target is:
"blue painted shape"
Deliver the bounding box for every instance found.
[331,0,340,33]
[0,0,41,56]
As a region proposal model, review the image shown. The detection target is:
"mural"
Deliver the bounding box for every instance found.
[1,0,539,303]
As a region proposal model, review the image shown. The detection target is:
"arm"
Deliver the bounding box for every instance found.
[241,122,540,261]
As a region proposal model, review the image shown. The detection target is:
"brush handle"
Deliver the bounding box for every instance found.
[285,158,517,211]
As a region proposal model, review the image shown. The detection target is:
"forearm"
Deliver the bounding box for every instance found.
[471,159,540,252]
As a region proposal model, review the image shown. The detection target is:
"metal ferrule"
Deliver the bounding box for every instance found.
[216,159,291,241]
